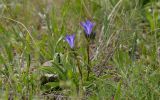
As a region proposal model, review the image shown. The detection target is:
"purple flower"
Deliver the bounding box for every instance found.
[81,20,95,35]
[65,34,75,49]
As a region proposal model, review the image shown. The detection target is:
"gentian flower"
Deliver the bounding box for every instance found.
[65,34,75,49]
[80,20,95,36]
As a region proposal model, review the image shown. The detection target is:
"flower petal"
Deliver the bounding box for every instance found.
[65,34,75,48]
[81,20,95,35]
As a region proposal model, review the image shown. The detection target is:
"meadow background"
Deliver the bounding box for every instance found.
[0,0,160,99]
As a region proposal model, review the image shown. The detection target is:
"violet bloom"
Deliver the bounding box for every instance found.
[81,20,95,36]
[65,34,75,49]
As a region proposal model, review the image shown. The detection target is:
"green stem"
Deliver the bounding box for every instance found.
[73,51,83,81]
[73,52,83,97]
[77,56,83,80]
[86,41,91,80]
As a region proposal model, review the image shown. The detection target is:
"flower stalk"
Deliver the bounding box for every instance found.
[65,34,83,80]
[81,20,95,80]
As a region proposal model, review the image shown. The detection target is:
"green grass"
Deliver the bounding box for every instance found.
[0,0,160,99]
